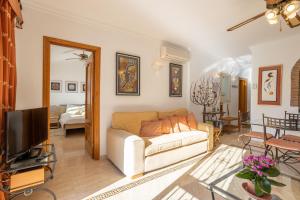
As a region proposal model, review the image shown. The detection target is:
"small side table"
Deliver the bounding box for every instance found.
[50,114,60,129]
[0,144,57,200]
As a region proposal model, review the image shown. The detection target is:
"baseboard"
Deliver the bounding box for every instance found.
[100,155,107,160]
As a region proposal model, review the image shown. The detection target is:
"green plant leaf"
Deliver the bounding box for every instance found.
[269,179,286,187]
[255,179,265,197]
[257,177,271,194]
[236,169,255,180]
[263,167,280,177]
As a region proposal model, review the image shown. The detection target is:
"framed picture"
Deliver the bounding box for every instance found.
[80,82,86,93]
[258,65,282,105]
[116,53,140,96]
[50,80,62,93]
[65,81,78,93]
[169,63,183,97]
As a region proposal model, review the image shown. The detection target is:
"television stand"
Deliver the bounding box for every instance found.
[0,144,57,200]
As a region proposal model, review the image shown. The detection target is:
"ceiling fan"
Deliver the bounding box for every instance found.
[65,50,89,61]
[227,0,300,31]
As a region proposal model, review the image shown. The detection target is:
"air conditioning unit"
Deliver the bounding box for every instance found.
[160,46,190,63]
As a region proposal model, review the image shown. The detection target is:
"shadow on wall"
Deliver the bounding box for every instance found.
[190,55,253,121]
[202,55,252,79]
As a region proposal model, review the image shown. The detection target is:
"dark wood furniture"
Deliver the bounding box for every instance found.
[202,111,225,123]
[220,111,241,132]
[50,114,59,129]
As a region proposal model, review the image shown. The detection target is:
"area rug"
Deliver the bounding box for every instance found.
[84,144,246,200]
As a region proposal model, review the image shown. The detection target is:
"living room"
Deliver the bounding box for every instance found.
[0,0,300,200]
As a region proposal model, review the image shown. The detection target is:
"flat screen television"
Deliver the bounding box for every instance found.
[5,107,48,163]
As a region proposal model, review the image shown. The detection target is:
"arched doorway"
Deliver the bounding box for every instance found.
[291,59,300,107]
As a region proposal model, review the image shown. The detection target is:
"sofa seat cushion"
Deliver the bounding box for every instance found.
[180,130,208,146]
[144,131,208,156]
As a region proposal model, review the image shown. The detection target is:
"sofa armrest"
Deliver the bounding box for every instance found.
[107,128,145,177]
[197,123,214,152]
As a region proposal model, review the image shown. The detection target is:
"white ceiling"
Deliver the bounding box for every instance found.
[51,45,91,63]
[50,45,92,63]
[24,0,300,60]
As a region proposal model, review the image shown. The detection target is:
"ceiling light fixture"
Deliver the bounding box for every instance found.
[265,9,279,24]
[227,0,300,32]
[284,1,300,19]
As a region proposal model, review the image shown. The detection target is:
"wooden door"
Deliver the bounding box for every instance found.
[85,55,94,157]
[239,79,247,113]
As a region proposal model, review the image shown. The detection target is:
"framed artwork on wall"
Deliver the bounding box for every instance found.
[169,63,182,97]
[116,53,140,96]
[65,81,78,93]
[50,80,62,93]
[258,65,282,105]
[81,82,86,93]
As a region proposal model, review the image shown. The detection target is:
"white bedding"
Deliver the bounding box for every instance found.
[59,105,85,127]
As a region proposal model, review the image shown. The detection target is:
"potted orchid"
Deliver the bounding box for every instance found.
[236,155,286,199]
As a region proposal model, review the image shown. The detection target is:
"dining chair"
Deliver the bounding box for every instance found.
[281,111,300,143]
[239,122,273,154]
[263,114,300,174]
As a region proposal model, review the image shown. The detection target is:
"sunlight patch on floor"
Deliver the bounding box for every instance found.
[190,144,245,184]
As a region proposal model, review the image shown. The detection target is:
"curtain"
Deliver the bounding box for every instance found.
[0,1,22,199]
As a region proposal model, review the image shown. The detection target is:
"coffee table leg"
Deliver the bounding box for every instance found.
[210,186,215,200]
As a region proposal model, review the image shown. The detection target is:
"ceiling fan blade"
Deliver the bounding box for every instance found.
[63,49,76,54]
[73,53,81,57]
[65,58,80,60]
[227,12,266,32]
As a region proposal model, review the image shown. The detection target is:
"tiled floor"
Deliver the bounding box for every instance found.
[15,129,300,200]
[18,129,124,200]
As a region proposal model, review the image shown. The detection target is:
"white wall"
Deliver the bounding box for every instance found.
[15,6,189,156]
[189,55,252,121]
[50,59,85,106]
[250,34,300,127]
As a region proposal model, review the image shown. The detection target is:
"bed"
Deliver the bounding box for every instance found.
[59,105,86,135]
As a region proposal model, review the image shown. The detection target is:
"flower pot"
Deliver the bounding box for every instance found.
[242,182,272,200]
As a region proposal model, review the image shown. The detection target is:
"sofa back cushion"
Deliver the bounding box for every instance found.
[112,112,158,135]
[161,119,173,134]
[140,120,163,137]
[177,115,191,132]
[168,116,181,133]
[187,113,198,130]
[158,108,188,119]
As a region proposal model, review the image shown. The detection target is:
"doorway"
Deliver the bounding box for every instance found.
[238,78,248,115]
[43,37,100,159]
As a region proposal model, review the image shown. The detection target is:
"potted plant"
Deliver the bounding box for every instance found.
[236,155,286,200]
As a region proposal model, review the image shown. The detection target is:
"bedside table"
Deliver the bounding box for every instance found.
[50,114,59,129]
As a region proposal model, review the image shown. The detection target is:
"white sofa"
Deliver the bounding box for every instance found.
[107,109,214,178]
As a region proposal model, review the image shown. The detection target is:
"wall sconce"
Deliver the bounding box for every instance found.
[152,59,168,71]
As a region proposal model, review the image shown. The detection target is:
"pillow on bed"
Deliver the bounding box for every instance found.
[66,105,85,115]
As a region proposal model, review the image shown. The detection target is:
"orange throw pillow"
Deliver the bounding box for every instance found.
[187,113,197,130]
[168,116,180,133]
[160,119,173,134]
[177,115,190,132]
[140,120,163,137]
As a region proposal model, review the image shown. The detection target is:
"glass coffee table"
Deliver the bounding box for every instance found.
[209,164,300,200]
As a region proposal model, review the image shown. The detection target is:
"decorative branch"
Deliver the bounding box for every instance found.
[190,76,220,112]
